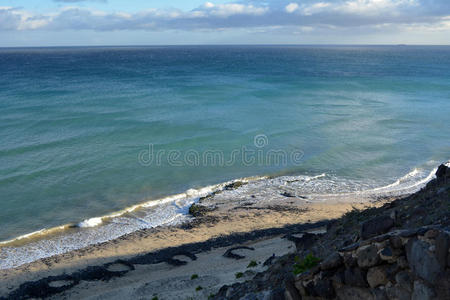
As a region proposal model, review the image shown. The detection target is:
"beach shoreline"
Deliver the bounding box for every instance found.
[0,186,394,298]
[1,162,445,299]
[0,165,435,271]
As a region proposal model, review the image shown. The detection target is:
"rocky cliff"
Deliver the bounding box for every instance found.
[214,164,450,300]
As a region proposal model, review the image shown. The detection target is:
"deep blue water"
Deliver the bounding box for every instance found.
[0,45,449,241]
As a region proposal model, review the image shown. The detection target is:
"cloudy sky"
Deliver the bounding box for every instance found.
[1,0,450,46]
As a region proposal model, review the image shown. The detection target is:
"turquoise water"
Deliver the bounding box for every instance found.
[0,45,449,243]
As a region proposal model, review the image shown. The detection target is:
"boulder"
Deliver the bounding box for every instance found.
[330,268,345,290]
[320,252,343,270]
[188,204,213,217]
[434,270,450,300]
[406,239,443,283]
[357,245,381,268]
[379,247,395,262]
[361,216,394,240]
[268,288,285,300]
[412,280,436,300]
[423,229,439,239]
[343,253,358,268]
[435,231,449,269]
[310,278,335,299]
[396,256,408,269]
[389,235,403,249]
[395,271,412,292]
[386,284,411,300]
[344,267,368,287]
[336,286,374,300]
[284,279,301,300]
[366,266,388,288]
[294,279,306,297]
[435,164,449,179]
[371,288,388,300]
[339,242,360,252]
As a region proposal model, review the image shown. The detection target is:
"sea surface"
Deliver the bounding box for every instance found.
[0,45,449,268]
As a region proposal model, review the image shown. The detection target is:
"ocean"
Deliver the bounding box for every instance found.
[0,45,449,268]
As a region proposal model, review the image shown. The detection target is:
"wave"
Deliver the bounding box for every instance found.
[0,161,446,270]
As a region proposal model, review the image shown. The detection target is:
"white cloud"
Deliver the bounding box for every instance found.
[300,2,331,15]
[285,3,299,13]
[202,3,269,17]
[338,0,417,14]
[0,0,449,37]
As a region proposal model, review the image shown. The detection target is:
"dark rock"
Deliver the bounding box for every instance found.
[188,204,213,217]
[330,268,345,290]
[390,210,398,223]
[406,238,443,283]
[304,280,317,296]
[343,254,358,268]
[395,271,412,292]
[339,242,360,252]
[416,227,432,235]
[224,181,246,190]
[223,246,255,260]
[435,164,449,179]
[310,277,335,299]
[284,279,301,300]
[412,280,436,300]
[379,247,394,262]
[389,235,403,249]
[412,206,427,216]
[320,252,343,270]
[241,293,258,300]
[385,263,401,282]
[386,284,411,300]
[397,256,408,269]
[361,216,394,240]
[281,191,295,198]
[435,231,449,269]
[357,245,381,268]
[424,229,439,239]
[370,234,391,243]
[399,229,419,237]
[336,286,374,300]
[448,251,450,268]
[366,266,388,288]
[372,288,388,300]
[294,279,306,296]
[344,267,368,287]
[268,288,285,300]
[288,232,318,251]
[434,270,450,300]
[263,254,276,266]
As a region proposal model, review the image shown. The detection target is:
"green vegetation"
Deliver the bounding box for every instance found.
[208,294,215,299]
[191,274,199,280]
[151,296,158,300]
[195,285,203,291]
[247,260,258,268]
[293,253,321,275]
[235,272,244,279]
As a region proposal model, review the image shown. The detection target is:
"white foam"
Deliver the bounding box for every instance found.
[78,217,103,228]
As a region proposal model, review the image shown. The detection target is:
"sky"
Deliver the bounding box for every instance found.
[1,0,450,46]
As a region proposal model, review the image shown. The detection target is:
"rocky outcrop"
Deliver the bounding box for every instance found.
[213,164,450,300]
[294,226,449,300]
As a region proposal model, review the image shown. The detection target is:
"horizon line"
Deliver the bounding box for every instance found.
[1,43,450,49]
